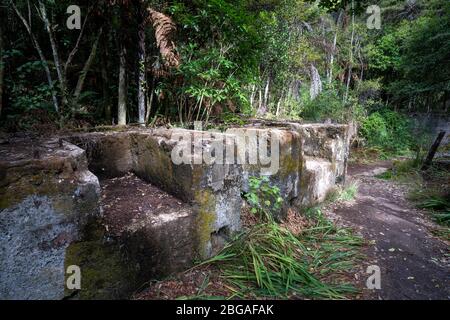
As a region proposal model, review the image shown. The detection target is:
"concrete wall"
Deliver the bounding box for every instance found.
[0,122,350,299]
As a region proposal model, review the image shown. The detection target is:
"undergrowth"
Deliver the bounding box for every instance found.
[409,189,450,227]
[375,158,450,232]
[326,183,359,203]
[195,177,364,300]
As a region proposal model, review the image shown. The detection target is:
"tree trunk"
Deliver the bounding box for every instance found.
[137,18,146,125]
[145,76,155,124]
[422,131,446,171]
[64,7,91,76]
[310,64,322,100]
[328,32,337,84]
[344,4,355,102]
[328,11,342,84]
[249,84,256,108]
[276,91,284,117]
[74,29,102,100]
[263,77,270,109]
[39,1,67,106]
[12,1,59,112]
[118,44,127,125]
[258,87,262,113]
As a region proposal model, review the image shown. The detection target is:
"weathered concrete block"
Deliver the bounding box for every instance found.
[1,121,352,299]
[68,132,133,178]
[130,129,243,258]
[0,139,100,300]
[297,157,336,206]
[289,123,349,183]
[229,127,302,219]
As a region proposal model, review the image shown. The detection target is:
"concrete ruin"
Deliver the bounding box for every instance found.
[0,122,351,299]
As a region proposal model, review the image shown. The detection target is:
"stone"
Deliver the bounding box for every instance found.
[298,157,336,206]
[289,123,349,183]
[130,129,244,258]
[0,139,100,300]
[68,132,133,178]
[0,121,352,299]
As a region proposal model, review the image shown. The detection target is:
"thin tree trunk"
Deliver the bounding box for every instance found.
[145,77,155,124]
[0,24,4,118]
[101,36,111,123]
[11,1,59,112]
[328,32,337,84]
[422,131,446,171]
[258,88,262,112]
[344,3,355,102]
[328,11,342,84]
[276,91,284,117]
[263,77,270,109]
[310,64,322,100]
[249,84,256,108]
[64,7,91,76]
[74,29,102,100]
[137,18,146,125]
[118,44,127,125]
[39,1,67,106]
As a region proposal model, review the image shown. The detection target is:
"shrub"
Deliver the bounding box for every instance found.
[299,86,365,124]
[360,109,413,155]
[244,176,283,221]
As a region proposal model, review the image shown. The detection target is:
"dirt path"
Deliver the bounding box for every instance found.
[324,161,449,300]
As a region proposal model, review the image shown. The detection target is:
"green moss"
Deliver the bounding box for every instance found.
[133,135,175,192]
[0,171,75,211]
[279,153,301,178]
[194,190,216,258]
[71,125,128,133]
[64,239,138,300]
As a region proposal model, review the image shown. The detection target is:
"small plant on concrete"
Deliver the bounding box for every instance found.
[244,176,283,221]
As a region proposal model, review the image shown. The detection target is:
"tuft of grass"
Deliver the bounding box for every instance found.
[409,185,450,227]
[337,183,358,202]
[375,159,421,182]
[199,208,363,300]
[416,195,450,226]
[326,183,358,204]
[431,228,450,242]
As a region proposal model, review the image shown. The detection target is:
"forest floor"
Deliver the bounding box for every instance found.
[323,160,450,300]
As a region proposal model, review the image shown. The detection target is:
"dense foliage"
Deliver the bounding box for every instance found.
[0,0,448,152]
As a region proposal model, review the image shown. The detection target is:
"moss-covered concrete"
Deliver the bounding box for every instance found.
[194,190,217,258]
[64,239,138,300]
